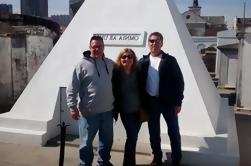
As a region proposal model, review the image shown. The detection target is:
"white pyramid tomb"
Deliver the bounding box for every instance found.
[0,0,239,164]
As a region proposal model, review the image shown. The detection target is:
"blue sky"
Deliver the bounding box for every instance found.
[0,0,250,27]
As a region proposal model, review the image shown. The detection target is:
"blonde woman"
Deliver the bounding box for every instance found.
[112,48,142,166]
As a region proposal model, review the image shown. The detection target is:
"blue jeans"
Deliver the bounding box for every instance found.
[78,111,113,166]
[120,112,141,166]
[147,98,182,163]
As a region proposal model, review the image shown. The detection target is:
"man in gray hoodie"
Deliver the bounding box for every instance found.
[67,36,114,166]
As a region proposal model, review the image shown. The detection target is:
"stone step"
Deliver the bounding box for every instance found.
[0,126,46,145]
[161,133,228,153]
[162,145,239,166]
[0,116,47,131]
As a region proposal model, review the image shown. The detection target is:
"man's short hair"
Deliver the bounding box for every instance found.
[149,32,163,41]
[89,35,104,44]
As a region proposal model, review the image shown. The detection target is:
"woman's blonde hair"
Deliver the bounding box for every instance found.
[115,48,138,71]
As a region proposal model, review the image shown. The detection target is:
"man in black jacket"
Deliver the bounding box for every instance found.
[139,32,184,166]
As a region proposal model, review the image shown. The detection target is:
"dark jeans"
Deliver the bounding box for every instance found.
[120,112,142,166]
[147,97,182,163]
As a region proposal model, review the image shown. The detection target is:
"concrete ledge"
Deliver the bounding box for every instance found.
[0,127,46,145]
[161,133,228,153]
[177,150,239,166]
[0,116,47,131]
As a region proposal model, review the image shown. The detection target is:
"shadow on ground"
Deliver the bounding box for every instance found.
[46,134,78,147]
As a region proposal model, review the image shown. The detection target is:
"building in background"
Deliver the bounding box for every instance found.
[182,0,227,51]
[0,14,59,113]
[216,18,251,89]
[69,0,85,17]
[181,0,227,82]
[182,0,226,37]
[216,30,239,89]
[50,15,71,27]
[49,0,85,33]
[21,0,48,18]
[50,14,71,33]
[0,4,13,14]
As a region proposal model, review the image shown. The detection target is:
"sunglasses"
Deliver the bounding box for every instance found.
[148,39,162,44]
[121,55,133,60]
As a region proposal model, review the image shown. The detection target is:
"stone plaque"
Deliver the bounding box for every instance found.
[93,32,147,47]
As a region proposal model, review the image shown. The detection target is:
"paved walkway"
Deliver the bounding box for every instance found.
[0,137,156,166]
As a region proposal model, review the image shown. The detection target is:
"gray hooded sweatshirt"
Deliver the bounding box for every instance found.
[66,51,114,116]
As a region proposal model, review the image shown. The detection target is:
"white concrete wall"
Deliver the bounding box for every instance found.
[239,27,251,107]
[227,53,238,88]
[26,36,54,81]
[216,30,237,79]
[183,11,206,24]
[192,36,217,51]
[11,35,27,101]
[187,23,206,36]
[0,37,12,107]
[218,51,238,88]
[0,32,55,109]
[219,52,228,86]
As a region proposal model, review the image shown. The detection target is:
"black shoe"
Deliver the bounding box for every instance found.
[172,160,180,166]
[97,161,114,166]
[150,159,162,165]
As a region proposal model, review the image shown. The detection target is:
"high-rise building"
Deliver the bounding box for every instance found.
[0,4,13,14]
[50,15,71,27]
[21,0,48,18]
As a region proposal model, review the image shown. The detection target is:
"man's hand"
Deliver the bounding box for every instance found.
[175,106,181,115]
[70,108,80,120]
